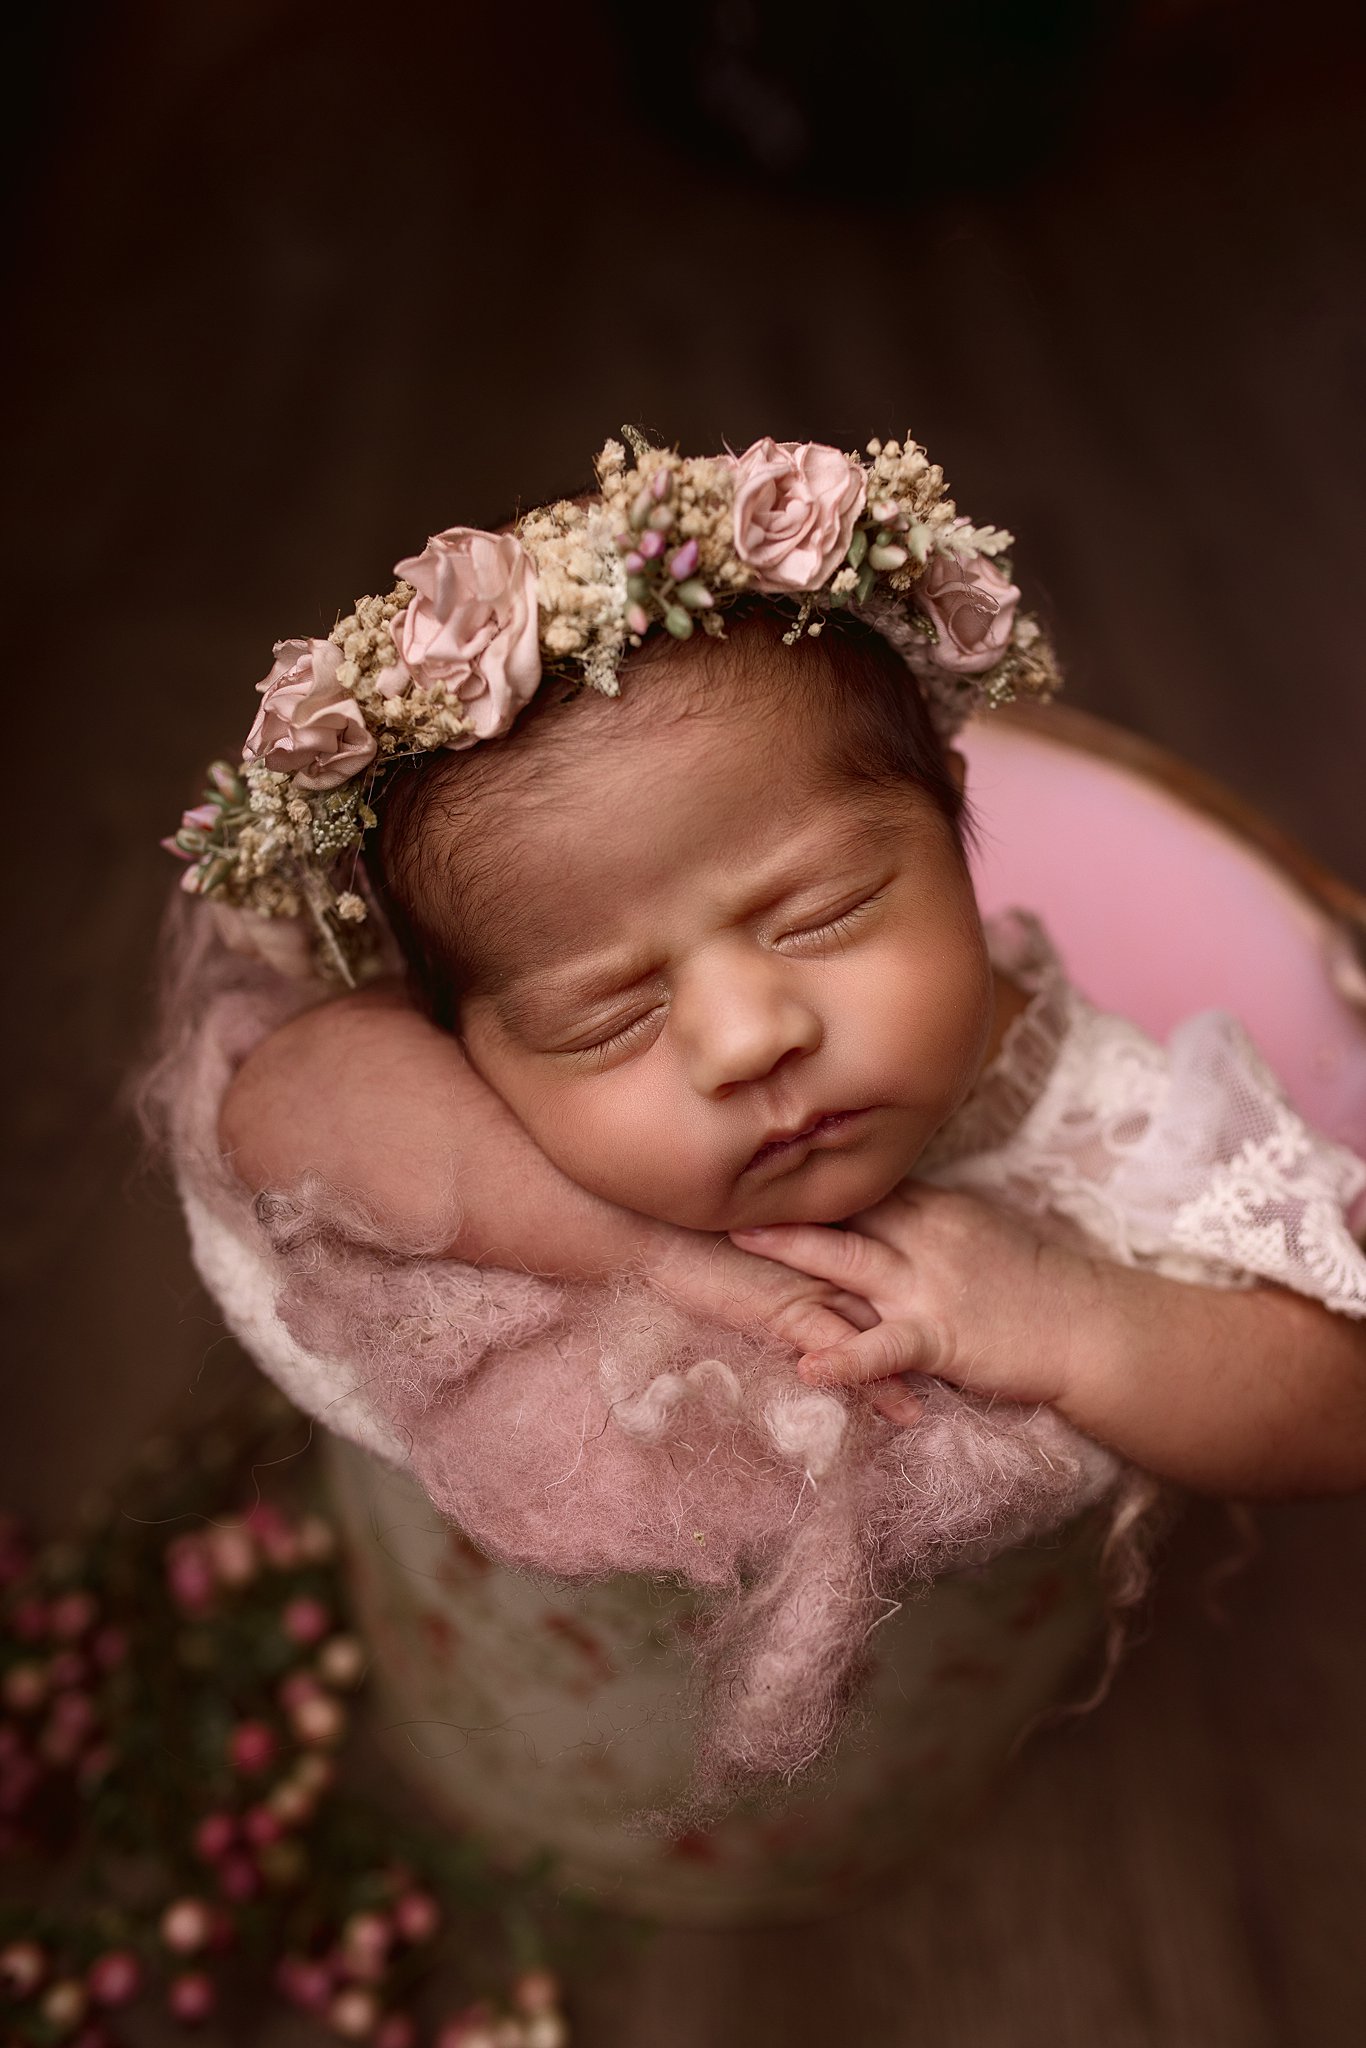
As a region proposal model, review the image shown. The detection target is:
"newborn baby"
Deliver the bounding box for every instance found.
[174,450,1365,1807]
[223,597,1366,1493]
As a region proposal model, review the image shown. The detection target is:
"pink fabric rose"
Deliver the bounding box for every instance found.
[243,639,377,791]
[915,547,1021,675]
[730,438,867,592]
[392,527,541,746]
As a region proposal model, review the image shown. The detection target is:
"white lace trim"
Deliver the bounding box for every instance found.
[925,911,1366,1320]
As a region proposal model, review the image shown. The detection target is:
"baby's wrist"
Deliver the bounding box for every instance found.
[1034,1243,1150,1430]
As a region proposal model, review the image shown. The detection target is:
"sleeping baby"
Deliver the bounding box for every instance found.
[158,435,1366,1798]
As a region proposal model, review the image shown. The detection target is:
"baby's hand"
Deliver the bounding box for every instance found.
[731,1183,1082,1420]
[737,1183,1366,1495]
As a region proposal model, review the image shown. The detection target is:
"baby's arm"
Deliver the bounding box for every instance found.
[733,1184,1366,1498]
[219,986,870,1357]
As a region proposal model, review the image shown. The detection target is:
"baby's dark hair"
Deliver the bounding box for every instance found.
[370,595,974,1032]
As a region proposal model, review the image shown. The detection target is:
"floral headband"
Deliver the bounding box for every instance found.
[165,429,1060,984]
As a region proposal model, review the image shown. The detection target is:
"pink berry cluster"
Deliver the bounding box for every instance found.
[0,1521,125,1852]
[1,1468,571,2047]
[613,467,716,643]
[269,1887,567,2047]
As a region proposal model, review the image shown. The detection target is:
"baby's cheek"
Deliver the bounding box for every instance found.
[526,1078,708,1224]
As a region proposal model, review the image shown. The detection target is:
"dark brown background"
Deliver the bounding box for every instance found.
[4,2,1365,2040]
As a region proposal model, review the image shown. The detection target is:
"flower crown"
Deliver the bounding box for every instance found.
[166,429,1060,983]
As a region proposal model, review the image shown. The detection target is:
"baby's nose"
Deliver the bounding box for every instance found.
[673,954,823,1097]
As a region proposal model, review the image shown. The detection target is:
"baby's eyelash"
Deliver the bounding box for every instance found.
[576,1010,661,1064]
[784,895,879,948]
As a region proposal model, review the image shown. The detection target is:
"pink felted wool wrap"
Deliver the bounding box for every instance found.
[143,903,1134,1810]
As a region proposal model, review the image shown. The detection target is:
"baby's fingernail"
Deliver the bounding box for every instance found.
[731,1226,771,1239]
[801,1353,841,1377]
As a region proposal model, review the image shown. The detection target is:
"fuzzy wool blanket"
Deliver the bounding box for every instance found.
[151,907,1216,1807]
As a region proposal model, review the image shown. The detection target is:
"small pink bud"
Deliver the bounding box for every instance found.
[3,1662,48,1713]
[0,1937,48,1995]
[161,835,193,860]
[329,1985,381,2038]
[192,1812,237,1861]
[242,1803,283,1846]
[181,803,220,834]
[86,1949,142,2007]
[512,1969,561,2015]
[343,1912,391,1958]
[626,602,650,637]
[637,529,665,560]
[160,1898,214,1955]
[292,1751,335,1795]
[612,530,635,552]
[391,1888,440,1945]
[337,1943,387,1986]
[245,1504,301,1569]
[228,1719,278,1774]
[650,465,671,501]
[667,539,699,580]
[296,1514,336,1563]
[217,1852,261,1903]
[282,1596,330,1646]
[279,1671,322,1713]
[275,1954,334,2011]
[49,1590,97,1640]
[622,550,644,574]
[204,1525,256,1587]
[41,1979,89,2030]
[167,1971,216,2024]
[179,865,203,895]
[291,1693,346,1748]
[165,1538,215,1615]
[51,1689,97,1737]
[266,1779,315,1829]
[317,1635,366,1689]
[207,761,241,800]
[40,1716,85,1767]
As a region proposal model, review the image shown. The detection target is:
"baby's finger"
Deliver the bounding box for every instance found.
[729,1222,900,1297]
[798,1318,939,1386]
[775,1303,864,1358]
[827,1289,880,1332]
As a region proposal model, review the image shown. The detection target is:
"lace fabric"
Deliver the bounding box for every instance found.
[925,910,1366,1319]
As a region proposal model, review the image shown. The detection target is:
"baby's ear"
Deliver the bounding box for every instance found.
[945,747,968,795]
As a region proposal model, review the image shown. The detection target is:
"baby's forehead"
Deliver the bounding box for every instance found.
[480,777,910,1001]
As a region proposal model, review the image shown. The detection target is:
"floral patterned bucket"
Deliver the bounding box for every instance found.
[325,1436,1106,1925]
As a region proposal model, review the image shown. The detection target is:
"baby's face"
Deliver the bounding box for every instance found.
[459,703,995,1232]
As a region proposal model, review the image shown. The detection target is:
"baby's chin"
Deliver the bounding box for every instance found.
[637,1149,920,1234]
